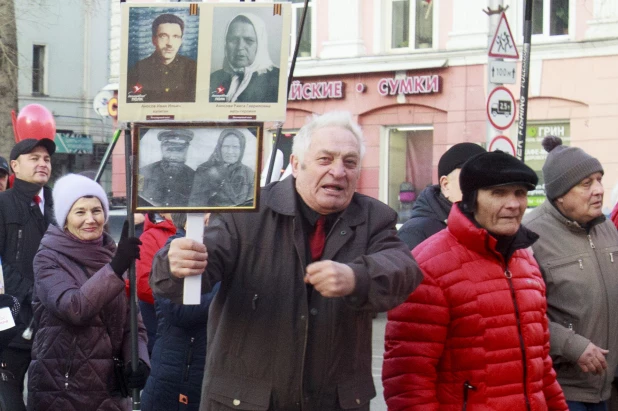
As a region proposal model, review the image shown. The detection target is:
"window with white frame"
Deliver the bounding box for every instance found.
[532,0,569,36]
[388,0,433,50]
[32,44,46,95]
[287,0,313,58]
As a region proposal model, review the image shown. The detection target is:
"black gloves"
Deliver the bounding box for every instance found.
[110,223,142,277]
[124,360,150,390]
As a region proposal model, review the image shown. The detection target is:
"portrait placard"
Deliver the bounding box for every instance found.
[132,123,262,213]
[119,3,291,122]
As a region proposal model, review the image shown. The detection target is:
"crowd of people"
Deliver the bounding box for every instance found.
[0,111,617,411]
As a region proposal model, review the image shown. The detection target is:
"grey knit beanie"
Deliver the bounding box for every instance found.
[542,136,603,200]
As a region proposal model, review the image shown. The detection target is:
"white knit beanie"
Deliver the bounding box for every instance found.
[53,174,109,228]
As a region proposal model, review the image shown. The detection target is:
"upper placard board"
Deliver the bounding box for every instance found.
[119,2,291,122]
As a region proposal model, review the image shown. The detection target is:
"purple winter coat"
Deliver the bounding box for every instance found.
[28,225,149,411]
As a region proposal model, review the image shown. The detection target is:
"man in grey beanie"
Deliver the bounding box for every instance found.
[523,136,618,410]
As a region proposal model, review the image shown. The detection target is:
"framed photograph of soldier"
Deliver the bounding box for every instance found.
[132,123,262,213]
[118,2,291,123]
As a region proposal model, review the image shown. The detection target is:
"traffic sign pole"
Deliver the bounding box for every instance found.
[485,0,503,150]
[516,0,533,161]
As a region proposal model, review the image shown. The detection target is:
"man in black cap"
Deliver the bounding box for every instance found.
[139,129,195,207]
[398,142,486,249]
[0,137,56,411]
[384,151,568,410]
[0,156,9,192]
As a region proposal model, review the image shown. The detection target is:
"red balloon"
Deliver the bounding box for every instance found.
[11,104,56,142]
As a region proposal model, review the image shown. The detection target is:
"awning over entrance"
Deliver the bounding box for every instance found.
[55,131,94,154]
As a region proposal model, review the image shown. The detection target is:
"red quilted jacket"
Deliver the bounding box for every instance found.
[383,205,567,411]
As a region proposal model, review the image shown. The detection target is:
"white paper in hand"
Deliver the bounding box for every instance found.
[0,307,15,331]
[183,213,204,305]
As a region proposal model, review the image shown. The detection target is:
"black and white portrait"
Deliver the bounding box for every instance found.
[126,7,199,104]
[209,7,283,103]
[135,124,260,212]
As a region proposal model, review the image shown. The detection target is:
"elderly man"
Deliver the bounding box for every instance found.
[0,138,56,411]
[398,142,486,249]
[127,13,197,103]
[384,151,568,411]
[150,111,422,410]
[209,13,280,103]
[0,156,9,191]
[139,129,195,207]
[523,136,618,411]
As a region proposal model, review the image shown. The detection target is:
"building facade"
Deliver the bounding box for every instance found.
[16,0,113,190]
[110,0,618,213]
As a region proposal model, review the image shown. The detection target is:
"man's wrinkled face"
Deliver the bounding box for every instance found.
[161,142,189,164]
[555,172,604,225]
[0,170,8,192]
[291,126,361,215]
[225,21,257,69]
[11,146,51,186]
[221,135,241,165]
[153,23,183,64]
[474,184,528,236]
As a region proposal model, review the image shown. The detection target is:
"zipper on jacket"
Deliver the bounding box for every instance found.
[15,229,23,261]
[504,266,531,411]
[610,252,614,263]
[64,335,77,390]
[183,337,195,382]
[462,381,476,411]
[578,259,583,270]
[587,235,595,249]
[251,294,258,310]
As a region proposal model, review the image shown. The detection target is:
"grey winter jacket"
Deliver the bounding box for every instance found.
[523,200,618,403]
[28,225,149,411]
[151,176,423,411]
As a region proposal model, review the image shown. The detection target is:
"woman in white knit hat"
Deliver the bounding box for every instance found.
[27,174,150,411]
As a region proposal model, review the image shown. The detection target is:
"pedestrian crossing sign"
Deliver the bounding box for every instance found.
[488,13,519,59]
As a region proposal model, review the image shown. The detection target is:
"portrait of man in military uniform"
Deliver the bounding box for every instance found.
[139,129,195,207]
[127,12,197,103]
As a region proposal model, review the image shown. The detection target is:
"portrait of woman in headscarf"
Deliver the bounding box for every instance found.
[189,129,255,207]
[209,13,280,103]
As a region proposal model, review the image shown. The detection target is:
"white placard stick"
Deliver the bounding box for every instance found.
[183,213,205,305]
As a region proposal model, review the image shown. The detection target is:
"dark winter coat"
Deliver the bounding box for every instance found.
[141,283,219,411]
[0,178,54,349]
[397,184,452,250]
[28,225,149,411]
[384,205,568,411]
[151,176,423,410]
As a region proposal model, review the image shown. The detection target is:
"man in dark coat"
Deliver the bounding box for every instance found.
[398,142,485,249]
[209,13,280,103]
[151,111,423,410]
[139,129,195,207]
[0,137,56,411]
[127,13,197,103]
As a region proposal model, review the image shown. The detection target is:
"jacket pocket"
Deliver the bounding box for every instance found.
[462,381,476,411]
[544,254,592,309]
[230,291,259,357]
[208,374,271,410]
[337,375,376,409]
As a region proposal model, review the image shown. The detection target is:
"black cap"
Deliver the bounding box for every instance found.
[0,156,9,173]
[438,143,486,178]
[157,129,193,145]
[10,138,56,162]
[460,151,538,196]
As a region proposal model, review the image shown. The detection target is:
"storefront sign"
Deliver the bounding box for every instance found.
[55,131,94,154]
[377,75,440,96]
[288,80,344,101]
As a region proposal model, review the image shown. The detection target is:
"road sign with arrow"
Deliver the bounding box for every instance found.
[489,60,517,84]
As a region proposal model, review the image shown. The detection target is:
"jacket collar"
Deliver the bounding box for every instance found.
[448,204,538,263]
[542,199,606,233]
[265,175,367,227]
[12,177,46,201]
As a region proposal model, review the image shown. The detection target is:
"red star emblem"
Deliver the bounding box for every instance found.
[132,83,143,93]
[216,85,226,95]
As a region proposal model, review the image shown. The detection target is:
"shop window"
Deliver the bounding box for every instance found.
[388,0,433,50]
[32,44,46,95]
[386,127,433,223]
[287,0,313,58]
[532,0,569,36]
